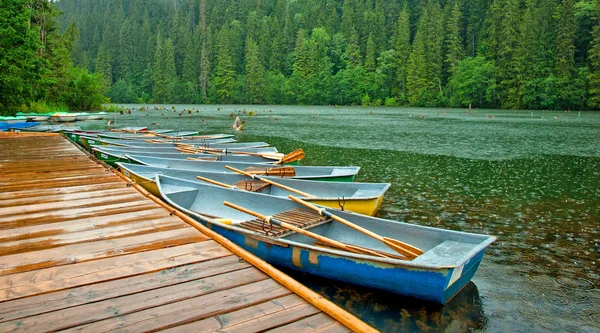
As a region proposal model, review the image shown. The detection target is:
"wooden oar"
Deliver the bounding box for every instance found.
[197,175,235,189]
[274,148,305,165]
[175,146,289,162]
[225,165,315,198]
[288,195,424,260]
[223,201,389,258]
[186,156,218,161]
[243,166,296,177]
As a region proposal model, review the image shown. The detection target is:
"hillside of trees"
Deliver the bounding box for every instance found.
[56,0,600,110]
[0,0,105,114]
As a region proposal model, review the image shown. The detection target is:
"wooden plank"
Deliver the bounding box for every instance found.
[264,313,342,333]
[0,187,139,208]
[0,193,144,217]
[0,162,108,179]
[0,227,206,276]
[0,255,249,323]
[0,241,230,301]
[0,167,108,183]
[0,208,169,242]
[0,171,111,187]
[310,322,352,333]
[0,200,158,229]
[0,174,123,192]
[59,279,291,333]
[0,182,125,200]
[161,294,319,333]
[0,268,271,332]
[0,216,186,256]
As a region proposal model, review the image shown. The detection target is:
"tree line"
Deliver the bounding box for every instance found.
[0,0,105,114]
[55,0,600,110]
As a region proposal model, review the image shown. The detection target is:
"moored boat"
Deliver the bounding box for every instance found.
[75,112,90,121]
[50,113,77,122]
[127,155,360,182]
[80,145,279,154]
[156,175,496,304]
[118,162,389,215]
[86,112,108,120]
[79,136,267,150]
[93,146,277,167]
[0,116,28,124]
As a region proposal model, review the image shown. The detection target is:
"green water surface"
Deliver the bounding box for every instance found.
[82,105,600,332]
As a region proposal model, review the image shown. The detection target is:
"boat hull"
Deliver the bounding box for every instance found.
[198,217,484,304]
[51,115,77,122]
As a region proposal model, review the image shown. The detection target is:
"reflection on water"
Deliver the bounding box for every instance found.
[84,105,600,332]
[282,267,486,332]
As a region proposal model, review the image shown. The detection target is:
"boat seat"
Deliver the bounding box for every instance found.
[352,189,381,198]
[411,240,475,267]
[237,208,332,238]
[233,179,271,193]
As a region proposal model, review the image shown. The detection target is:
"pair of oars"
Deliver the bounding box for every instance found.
[176,147,304,165]
[203,165,423,260]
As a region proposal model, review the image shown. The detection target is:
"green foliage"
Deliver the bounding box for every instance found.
[51,0,600,109]
[384,97,397,106]
[449,56,497,107]
[361,93,371,106]
[0,0,105,114]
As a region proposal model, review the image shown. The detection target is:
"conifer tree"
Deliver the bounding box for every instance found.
[392,6,411,100]
[555,0,577,78]
[445,2,464,77]
[214,25,236,103]
[245,38,266,103]
[364,33,377,72]
[589,0,600,108]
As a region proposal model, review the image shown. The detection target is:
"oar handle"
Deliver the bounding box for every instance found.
[288,195,324,213]
[197,175,234,189]
[223,201,270,222]
[259,178,314,198]
[225,165,256,179]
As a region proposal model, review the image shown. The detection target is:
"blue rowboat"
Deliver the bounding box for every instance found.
[156,175,496,304]
[127,155,360,182]
[117,162,390,215]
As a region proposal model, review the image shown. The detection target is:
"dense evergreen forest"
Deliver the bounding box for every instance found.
[56,0,600,110]
[0,0,105,114]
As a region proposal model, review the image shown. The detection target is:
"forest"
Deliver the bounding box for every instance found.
[0,0,105,114]
[38,0,600,109]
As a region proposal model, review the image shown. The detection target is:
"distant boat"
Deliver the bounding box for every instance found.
[0,116,28,124]
[86,112,108,120]
[156,175,496,304]
[50,113,77,122]
[92,146,277,167]
[127,155,360,182]
[118,162,390,216]
[79,136,265,150]
[75,112,90,121]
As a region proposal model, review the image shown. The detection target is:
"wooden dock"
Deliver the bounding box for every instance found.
[0,133,375,332]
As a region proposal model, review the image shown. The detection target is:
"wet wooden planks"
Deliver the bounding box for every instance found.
[0,133,352,332]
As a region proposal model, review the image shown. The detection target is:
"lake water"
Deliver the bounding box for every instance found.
[84,105,600,332]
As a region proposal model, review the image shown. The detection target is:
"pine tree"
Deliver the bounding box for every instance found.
[406,14,428,105]
[364,33,376,72]
[392,6,411,97]
[589,0,600,108]
[245,38,266,103]
[555,0,577,78]
[214,25,236,103]
[198,0,210,101]
[292,29,310,79]
[345,28,362,67]
[445,2,464,77]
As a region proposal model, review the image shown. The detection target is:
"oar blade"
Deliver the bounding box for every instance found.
[382,238,422,259]
[277,149,305,164]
